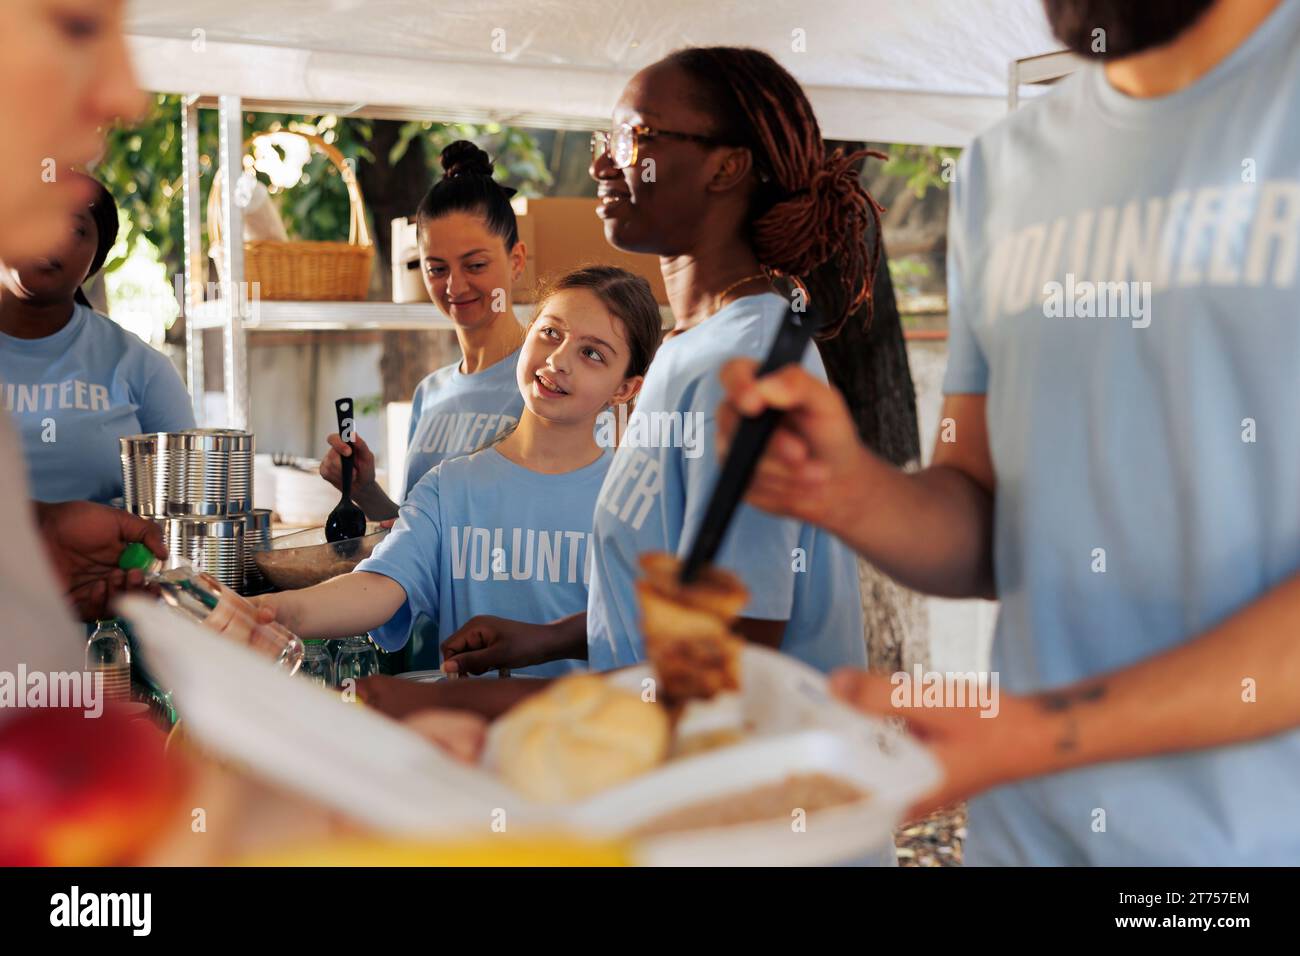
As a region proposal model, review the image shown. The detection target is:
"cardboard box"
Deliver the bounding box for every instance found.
[511,197,668,304]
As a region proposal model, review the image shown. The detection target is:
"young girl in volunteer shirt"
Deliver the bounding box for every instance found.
[257,267,662,678]
[319,141,529,518]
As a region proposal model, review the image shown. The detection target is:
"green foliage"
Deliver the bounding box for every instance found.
[888,255,931,281]
[95,94,204,277]
[887,255,932,297]
[95,94,552,277]
[882,144,962,199]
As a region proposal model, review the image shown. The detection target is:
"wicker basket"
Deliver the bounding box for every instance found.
[209,130,373,301]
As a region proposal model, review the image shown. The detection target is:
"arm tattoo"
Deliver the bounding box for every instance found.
[1038,683,1108,753]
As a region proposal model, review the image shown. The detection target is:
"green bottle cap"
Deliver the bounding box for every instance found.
[119,542,157,572]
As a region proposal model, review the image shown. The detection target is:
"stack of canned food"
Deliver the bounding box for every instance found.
[119,429,272,595]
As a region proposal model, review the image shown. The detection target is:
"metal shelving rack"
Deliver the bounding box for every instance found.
[180,53,1070,429]
[179,94,468,430]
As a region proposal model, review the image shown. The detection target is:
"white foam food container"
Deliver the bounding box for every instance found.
[121,597,941,865]
[488,649,943,866]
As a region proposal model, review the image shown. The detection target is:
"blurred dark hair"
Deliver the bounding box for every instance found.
[533,266,663,379]
[415,141,519,250]
[1041,0,1216,59]
[74,173,120,309]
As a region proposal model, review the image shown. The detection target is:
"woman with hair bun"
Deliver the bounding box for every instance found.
[319,140,529,519]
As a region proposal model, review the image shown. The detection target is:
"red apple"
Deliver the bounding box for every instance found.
[0,705,187,866]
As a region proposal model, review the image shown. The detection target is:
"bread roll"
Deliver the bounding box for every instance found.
[492,675,670,803]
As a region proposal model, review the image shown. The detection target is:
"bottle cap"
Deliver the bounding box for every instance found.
[119,542,157,572]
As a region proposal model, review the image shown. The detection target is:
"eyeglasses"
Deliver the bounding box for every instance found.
[590,122,728,170]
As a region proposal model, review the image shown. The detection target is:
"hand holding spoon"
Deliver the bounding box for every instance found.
[325,397,367,550]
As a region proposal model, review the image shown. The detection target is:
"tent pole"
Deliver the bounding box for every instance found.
[181,94,205,424]
[217,95,249,430]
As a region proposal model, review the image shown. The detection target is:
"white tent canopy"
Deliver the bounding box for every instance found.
[125,0,1060,146]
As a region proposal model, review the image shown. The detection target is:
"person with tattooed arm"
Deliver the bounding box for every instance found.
[718,0,1300,865]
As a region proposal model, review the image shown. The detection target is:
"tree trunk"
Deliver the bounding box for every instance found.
[816,238,930,675]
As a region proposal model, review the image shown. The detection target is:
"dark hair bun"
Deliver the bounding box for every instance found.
[440,140,494,180]
[418,141,521,250]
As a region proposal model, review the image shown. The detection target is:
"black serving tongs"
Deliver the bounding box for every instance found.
[679,301,823,584]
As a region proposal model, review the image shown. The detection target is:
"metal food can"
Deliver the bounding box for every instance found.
[243,507,273,592]
[119,434,158,517]
[165,515,246,593]
[190,428,255,514]
[156,429,253,517]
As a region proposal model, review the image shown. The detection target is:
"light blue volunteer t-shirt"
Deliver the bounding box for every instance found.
[944,0,1300,866]
[587,292,867,674]
[400,350,524,501]
[357,444,605,676]
[0,304,194,503]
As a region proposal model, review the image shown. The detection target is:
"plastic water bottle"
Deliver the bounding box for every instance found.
[334,635,379,686]
[86,619,132,703]
[300,640,336,688]
[119,542,304,675]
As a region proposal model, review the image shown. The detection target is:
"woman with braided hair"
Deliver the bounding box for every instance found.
[576,45,885,673]
[438,47,884,695]
[579,44,883,671]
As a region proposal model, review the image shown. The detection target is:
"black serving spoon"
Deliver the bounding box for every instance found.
[325,397,367,552]
[679,301,823,584]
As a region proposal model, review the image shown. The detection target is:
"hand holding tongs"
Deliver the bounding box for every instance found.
[680,301,823,584]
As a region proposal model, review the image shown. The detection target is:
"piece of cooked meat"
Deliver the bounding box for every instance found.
[637,552,747,707]
[638,552,749,621]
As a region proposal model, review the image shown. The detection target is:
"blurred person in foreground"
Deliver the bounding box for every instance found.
[0,2,515,868]
[719,0,1300,865]
[0,0,185,869]
[0,1,161,677]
